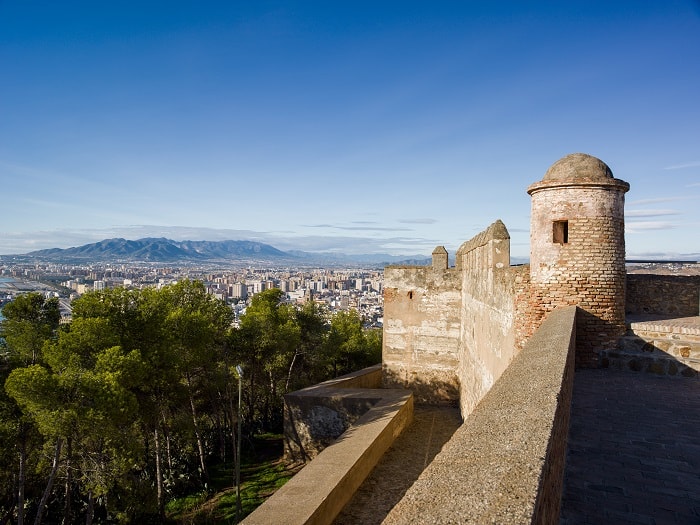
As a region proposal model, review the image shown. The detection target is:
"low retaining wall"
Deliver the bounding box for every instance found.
[383,305,577,524]
[627,274,700,317]
[244,366,413,525]
[284,365,384,461]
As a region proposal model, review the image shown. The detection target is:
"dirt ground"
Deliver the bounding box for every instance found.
[333,405,462,525]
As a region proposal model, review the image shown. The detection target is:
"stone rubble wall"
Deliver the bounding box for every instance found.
[626,274,700,317]
[456,221,522,418]
[283,365,384,462]
[248,364,413,525]
[382,265,462,404]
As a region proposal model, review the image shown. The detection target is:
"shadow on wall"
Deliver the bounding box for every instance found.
[626,274,700,319]
[575,309,626,368]
[381,367,460,406]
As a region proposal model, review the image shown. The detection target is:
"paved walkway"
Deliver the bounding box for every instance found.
[561,368,700,524]
[333,406,462,525]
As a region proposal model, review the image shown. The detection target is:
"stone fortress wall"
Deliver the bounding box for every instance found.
[246,153,699,524]
[627,274,700,317]
[384,152,631,418]
[381,262,462,405]
[383,220,530,417]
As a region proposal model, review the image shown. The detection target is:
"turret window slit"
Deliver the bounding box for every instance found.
[553,220,569,244]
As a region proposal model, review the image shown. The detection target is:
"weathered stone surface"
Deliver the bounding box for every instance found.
[382,264,462,405]
[527,155,629,367]
[247,366,413,525]
[284,365,385,462]
[627,274,700,317]
[382,306,577,525]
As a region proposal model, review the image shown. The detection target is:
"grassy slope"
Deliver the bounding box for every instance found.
[166,434,303,524]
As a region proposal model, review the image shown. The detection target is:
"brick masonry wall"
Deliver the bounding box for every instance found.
[529,186,627,367]
[626,274,700,317]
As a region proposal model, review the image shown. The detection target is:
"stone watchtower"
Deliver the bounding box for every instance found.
[527,153,630,367]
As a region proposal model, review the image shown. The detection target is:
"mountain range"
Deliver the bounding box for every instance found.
[16,238,432,267]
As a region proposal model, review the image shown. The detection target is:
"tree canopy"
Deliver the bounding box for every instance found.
[0,285,381,523]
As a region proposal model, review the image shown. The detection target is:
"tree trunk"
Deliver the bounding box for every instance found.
[84,490,94,525]
[63,438,72,525]
[188,384,209,486]
[268,370,277,428]
[17,430,26,525]
[217,412,226,462]
[154,428,164,519]
[161,412,173,479]
[34,437,63,525]
[165,430,173,479]
[246,370,255,434]
[184,373,209,486]
[285,352,301,393]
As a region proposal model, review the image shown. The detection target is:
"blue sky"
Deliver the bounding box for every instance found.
[1,1,699,259]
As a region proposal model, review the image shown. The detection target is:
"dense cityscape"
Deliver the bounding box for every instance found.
[0,257,387,523]
[4,258,700,326]
[0,261,385,328]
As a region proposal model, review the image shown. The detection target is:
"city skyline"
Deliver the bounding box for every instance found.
[1,1,699,259]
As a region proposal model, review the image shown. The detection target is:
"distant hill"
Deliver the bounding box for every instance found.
[16,238,442,266]
[26,238,290,263]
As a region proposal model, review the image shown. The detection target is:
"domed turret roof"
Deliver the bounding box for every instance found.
[543,153,613,182]
[527,153,629,195]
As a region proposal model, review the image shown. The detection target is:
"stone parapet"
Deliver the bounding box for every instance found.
[246,365,413,525]
[626,274,700,317]
[603,316,700,377]
[284,364,383,461]
[454,220,520,418]
[383,305,577,525]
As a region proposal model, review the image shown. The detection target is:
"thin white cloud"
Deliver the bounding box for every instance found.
[663,161,700,170]
[301,223,414,232]
[625,221,676,233]
[335,226,414,232]
[627,196,693,205]
[625,209,680,218]
[627,250,700,260]
[398,218,438,224]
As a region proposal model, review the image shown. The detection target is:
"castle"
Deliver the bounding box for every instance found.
[383,152,629,418]
[244,153,699,525]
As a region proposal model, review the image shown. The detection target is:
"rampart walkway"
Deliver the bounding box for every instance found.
[333,406,462,525]
[326,317,700,525]
[561,368,700,524]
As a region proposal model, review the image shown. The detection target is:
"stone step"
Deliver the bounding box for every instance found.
[627,317,700,343]
[620,333,700,360]
[601,334,699,377]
